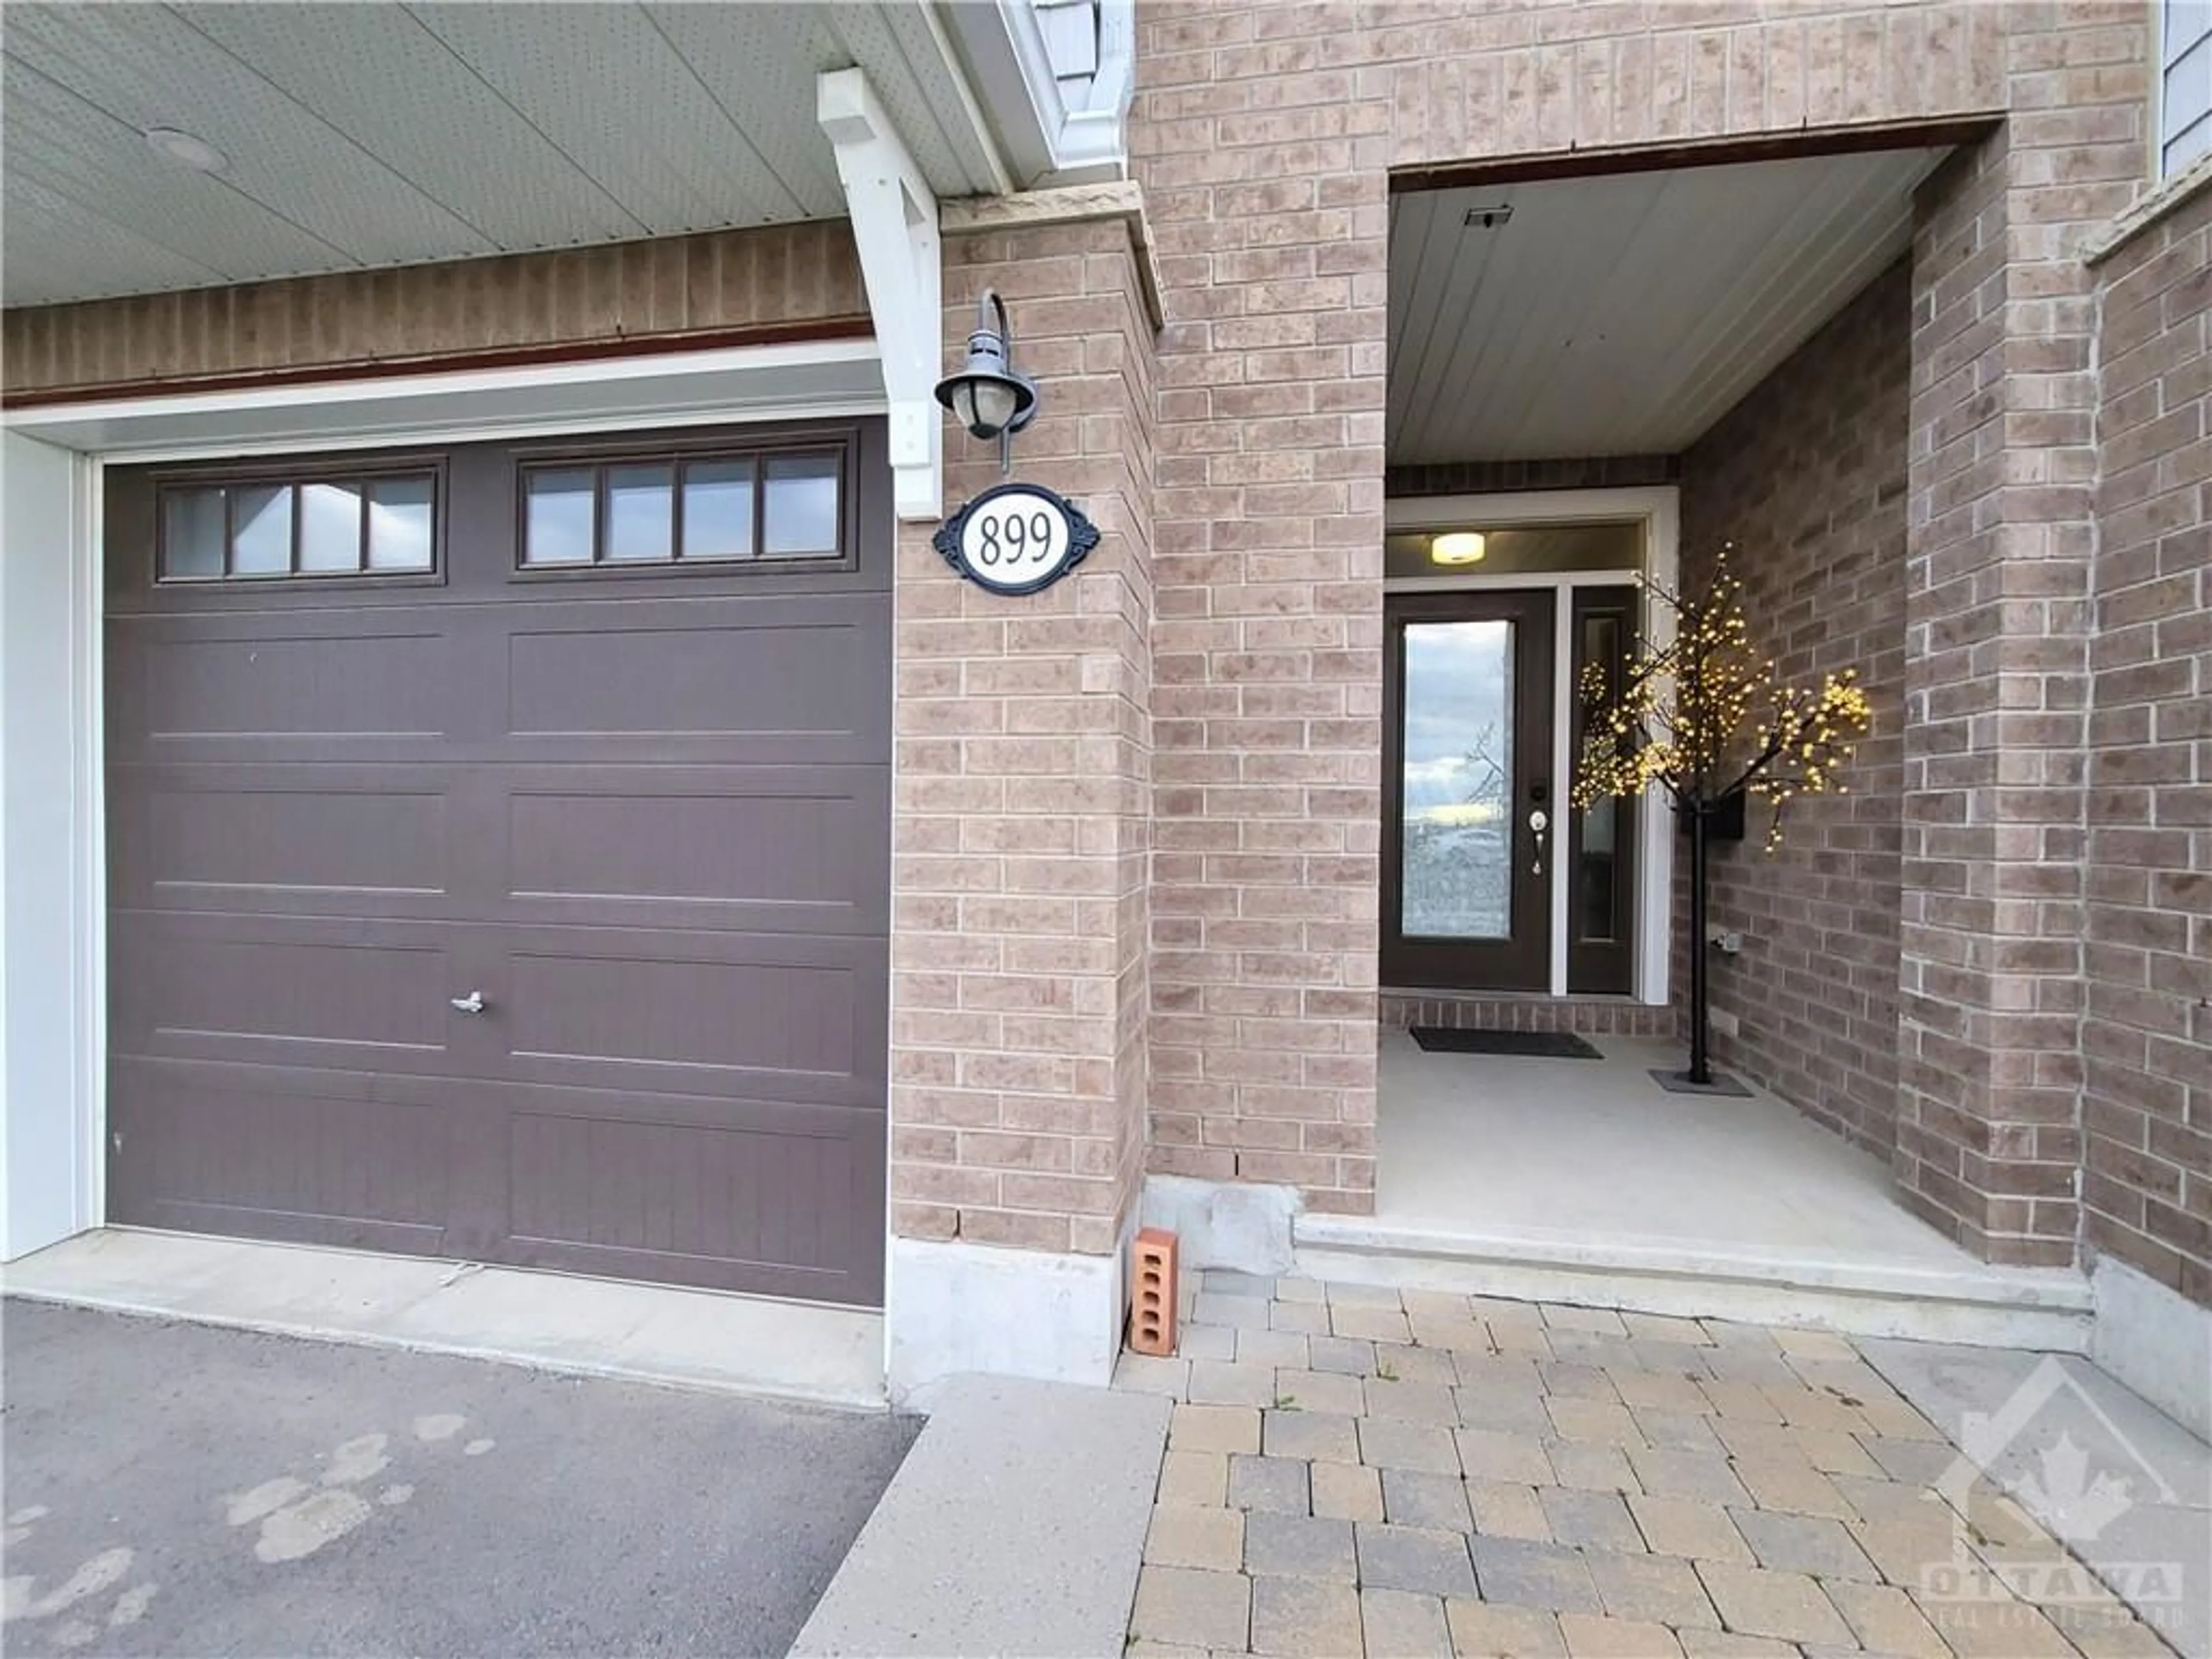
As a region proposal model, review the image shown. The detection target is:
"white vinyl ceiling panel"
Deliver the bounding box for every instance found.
[173,4,657,249]
[1,1,1002,308]
[1,173,228,299]
[1388,149,1947,464]
[400,3,818,231]
[832,3,1005,195]
[631,2,857,215]
[4,5,491,269]
[1,57,354,285]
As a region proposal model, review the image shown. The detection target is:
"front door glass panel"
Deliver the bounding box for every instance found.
[1576,611,1623,943]
[1567,586,1641,994]
[1399,619,1514,940]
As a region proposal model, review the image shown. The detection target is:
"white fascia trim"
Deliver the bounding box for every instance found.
[819,68,944,522]
[3,339,888,460]
[1060,0,1135,176]
[912,3,1018,199]
[938,0,1131,188]
[0,433,102,1259]
[1384,486,1681,532]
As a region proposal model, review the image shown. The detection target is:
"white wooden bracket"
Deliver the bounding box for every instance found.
[819,67,943,521]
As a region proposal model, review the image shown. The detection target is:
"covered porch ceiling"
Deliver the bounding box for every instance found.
[1387,146,1950,466]
[1,1,1122,309]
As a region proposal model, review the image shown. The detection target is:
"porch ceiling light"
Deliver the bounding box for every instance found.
[144,127,228,174]
[934,288,1039,472]
[1429,531,1487,565]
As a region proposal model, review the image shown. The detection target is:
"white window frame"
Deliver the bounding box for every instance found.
[2157,0,2212,179]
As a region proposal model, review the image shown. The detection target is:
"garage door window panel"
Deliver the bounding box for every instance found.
[763,455,841,558]
[523,468,597,566]
[157,469,438,581]
[681,461,755,560]
[230,485,293,575]
[518,448,846,571]
[367,479,436,570]
[607,464,675,562]
[298,483,364,573]
[161,488,227,579]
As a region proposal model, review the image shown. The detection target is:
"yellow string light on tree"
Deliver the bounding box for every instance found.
[1570,548,1874,1085]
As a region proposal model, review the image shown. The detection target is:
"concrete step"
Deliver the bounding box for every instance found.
[1293,1213,2094,1353]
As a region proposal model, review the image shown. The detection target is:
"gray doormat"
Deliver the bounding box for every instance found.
[1409,1027,1601,1058]
[1649,1066,1755,1097]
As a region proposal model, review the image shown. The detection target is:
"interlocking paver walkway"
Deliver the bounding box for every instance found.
[1119,1274,2179,1659]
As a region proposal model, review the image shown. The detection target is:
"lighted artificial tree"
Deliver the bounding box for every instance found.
[1571,552,1873,1089]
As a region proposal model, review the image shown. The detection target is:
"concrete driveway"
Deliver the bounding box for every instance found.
[1,1301,918,1657]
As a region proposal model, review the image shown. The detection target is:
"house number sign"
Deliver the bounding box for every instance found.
[933,482,1099,597]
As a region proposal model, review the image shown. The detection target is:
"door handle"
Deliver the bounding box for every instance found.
[1529,808,1549,877]
[450,991,486,1015]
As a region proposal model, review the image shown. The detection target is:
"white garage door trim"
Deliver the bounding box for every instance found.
[1,338,889,1265]
[6,338,885,460]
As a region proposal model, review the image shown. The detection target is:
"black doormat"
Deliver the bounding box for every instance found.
[1408,1027,1601,1059]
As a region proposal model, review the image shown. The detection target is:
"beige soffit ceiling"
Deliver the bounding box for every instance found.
[1387,146,1949,465]
[1,2,1003,308]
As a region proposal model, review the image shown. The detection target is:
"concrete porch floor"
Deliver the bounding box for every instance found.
[1294,1034,2093,1349]
[1376,1032,1972,1262]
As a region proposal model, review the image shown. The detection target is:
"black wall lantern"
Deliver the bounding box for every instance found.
[934,288,1039,474]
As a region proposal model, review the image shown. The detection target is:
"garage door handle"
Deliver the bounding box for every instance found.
[450,991,486,1015]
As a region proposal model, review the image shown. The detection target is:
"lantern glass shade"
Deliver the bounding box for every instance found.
[935,288,1039,445]
[952,376,1022,439]
[1429,531,1487,565]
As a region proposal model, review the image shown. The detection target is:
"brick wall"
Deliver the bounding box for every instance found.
[2083,184,2212,1306]
[1897,6,2150,1267]
[1380,992,1672,1039]
[1138,154,1388,1216]
[1679,260,1910,1160]
[1279,3,2002,174]
[888,217,1157,1257]
[1,222,865,397]
[1135,0,1999,1219]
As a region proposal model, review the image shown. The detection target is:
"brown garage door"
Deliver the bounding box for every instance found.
[104,421,890,1305]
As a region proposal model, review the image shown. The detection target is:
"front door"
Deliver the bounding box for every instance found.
[1383,589,1556,990]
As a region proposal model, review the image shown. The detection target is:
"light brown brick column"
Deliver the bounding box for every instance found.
[887,202,1157,1279]
[1141,153,1390,1219]
[1899,4,2152,1267]
[2082,181,2212,1313]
